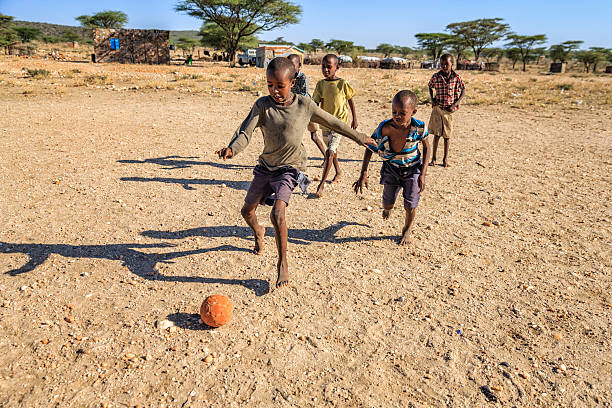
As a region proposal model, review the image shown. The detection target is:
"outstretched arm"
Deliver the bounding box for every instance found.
[353,148,373,194]
[310,103,374,145]
[218,101,263,159]
[348,98,358,129]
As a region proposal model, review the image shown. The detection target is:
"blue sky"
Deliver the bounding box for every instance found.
[0,0,609,48]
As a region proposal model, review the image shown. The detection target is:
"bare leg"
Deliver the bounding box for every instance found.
[399,208,417,246]
[331,152,342,182]
[429,135,440,166]
[241,202,265,255]
[382,204,393,220]
[270,200,289,288]
[442,138,450,167]
[316,149,333,197]
[311,132,326,157]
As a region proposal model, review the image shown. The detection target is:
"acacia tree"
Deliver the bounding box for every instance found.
[76,10,128,28]
[326,39,355,55]
[505,48,522,70]
[396,46,413,58]
[175,0,301,66]
[505,34,547,71]
[376,43,397,57]
[588,47,612,72]
[14,27,41,43]
[0,14,18,53]
[198,22,258,52]
[309,38,325,51]
[414,33,452,60]
[60,29,81,46]
[297,42,313,52]
[446,36,469,62]
[548,40,583,63]
[446,18,509,61]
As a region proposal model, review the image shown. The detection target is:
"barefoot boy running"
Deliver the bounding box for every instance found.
[216,57,374,288]
[312,54,358,197]
[428,54,465,167]
[353,90,429,246]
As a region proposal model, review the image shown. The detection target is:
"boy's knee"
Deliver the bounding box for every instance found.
[270,203,286,225]
[241,204,254,218]
[307,123,318,133]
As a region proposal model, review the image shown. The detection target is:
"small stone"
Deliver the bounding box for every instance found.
[558,364,567,372]
[41,339,50,344]
[482,221,492,227]
[424,374,432,379]
[64,316,74,323]
[156,320,174,330]
[552,332,562,340]
[204,355,213,363]
[492,220,500,226]
[491,385,503,392]
[298,335,306,341]
[20,285,28,291]
[518,372,529,379]
[124,353,136,360]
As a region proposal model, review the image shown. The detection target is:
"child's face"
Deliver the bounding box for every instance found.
[266,69,295,105]
[392,102,417,128]
[441,57,453,74]
[321,58,338,79]
[289,57,301,74]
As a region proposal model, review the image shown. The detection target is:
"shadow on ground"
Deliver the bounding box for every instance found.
[0,241,269,296]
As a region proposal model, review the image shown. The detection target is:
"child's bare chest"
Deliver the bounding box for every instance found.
[382,129,409,153]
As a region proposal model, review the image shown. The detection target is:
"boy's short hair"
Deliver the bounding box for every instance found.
[393,90,418,108]
[440,54,455,63]
[322,54,339,66]
[287,54,301,65]
[267,57,296,79]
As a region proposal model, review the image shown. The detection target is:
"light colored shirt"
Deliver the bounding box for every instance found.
[228,95,366,172]
[312,78,355,131]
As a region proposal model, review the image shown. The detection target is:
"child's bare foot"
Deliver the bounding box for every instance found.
[382,209,391,219]
[399,228,412,246]
[429,160,436,166]
[442,161,450,168]
[331,171,343,183]
[253,224,265,255]
[276,261,289,288]
[315,183,324,197]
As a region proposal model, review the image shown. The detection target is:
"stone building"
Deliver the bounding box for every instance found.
[93,28,170,64]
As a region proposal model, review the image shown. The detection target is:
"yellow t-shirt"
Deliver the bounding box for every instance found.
[312,78,355,131]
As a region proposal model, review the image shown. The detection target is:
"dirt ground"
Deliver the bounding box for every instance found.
[0,59,611,407]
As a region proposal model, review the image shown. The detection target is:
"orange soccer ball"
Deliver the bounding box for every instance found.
[200,295,233,327]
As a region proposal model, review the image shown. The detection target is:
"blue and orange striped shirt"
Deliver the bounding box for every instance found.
[366,118,428,168]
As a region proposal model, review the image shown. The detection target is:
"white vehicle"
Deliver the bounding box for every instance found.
[238,49,257,66]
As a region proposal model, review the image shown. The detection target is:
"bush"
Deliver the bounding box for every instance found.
[556,84,573,91]
[26,69,50,79]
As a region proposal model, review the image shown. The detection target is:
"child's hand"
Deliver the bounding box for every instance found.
[418,173,426,193]
[351,118,358,129]
[449,103,458,112]
[363,137,376,146]
[352,174,368,194]
[215,147,233,160]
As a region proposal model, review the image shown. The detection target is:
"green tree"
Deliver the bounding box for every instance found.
[198,22,258,52]
[505,34,547,71]
[505,48,522,70]
[376,43,397,57]
[481,47,503,62]
[446,36,470,62]
[60,29,81,46]
[548,40,583,63]
[589,47,611,72]
[325,39,355,55]
[297,42,313,53]
[0,14,18,53]
[175,0,301,66]
[76,10,128,28]
[308,38,325,51]
[14,26,41,43]
[265,36,293,45]
[414,33,452,60]
[396,46,413,58]
[574,50,603,73]
[176,36,198,56]
[446,18,510,61]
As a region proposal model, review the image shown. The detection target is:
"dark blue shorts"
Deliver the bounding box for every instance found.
[245,165,299,206]
[380,161,421,209]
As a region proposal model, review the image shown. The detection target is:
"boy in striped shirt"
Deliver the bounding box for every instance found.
[353,90,429,246]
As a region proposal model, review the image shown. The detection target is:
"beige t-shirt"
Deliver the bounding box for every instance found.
[228,95,366,172]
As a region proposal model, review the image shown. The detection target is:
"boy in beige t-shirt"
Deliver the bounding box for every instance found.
[311,54,358,197]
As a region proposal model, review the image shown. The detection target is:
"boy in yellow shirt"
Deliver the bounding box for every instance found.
[311,54,358,197]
